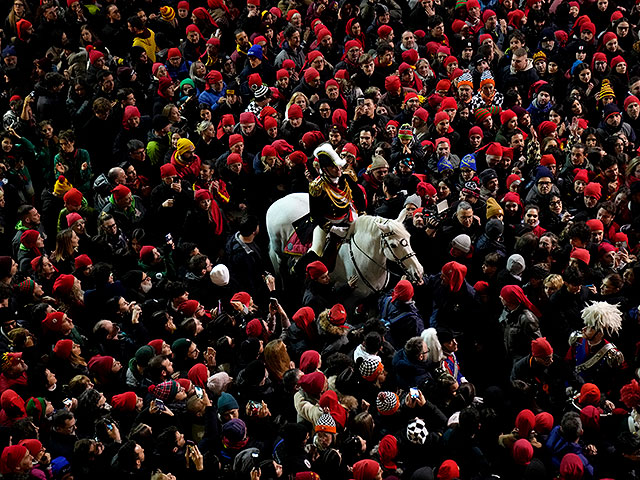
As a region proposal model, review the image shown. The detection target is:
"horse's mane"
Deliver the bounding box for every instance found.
[352,215,410,239]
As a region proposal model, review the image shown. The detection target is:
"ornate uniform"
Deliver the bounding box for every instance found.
[567,334,624,385]
[308,144,366,256]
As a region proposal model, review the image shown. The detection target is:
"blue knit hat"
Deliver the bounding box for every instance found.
[218,392,239,413]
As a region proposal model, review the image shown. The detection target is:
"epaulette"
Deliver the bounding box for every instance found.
[309,177,324,197]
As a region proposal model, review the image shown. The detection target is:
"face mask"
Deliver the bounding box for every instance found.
[141,282,152,293]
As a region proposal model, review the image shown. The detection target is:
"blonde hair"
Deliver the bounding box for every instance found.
[264,339,291,380]
[543,273,563,290]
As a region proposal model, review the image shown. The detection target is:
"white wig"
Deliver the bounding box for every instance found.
[582,301,622,336]
[421,328,443,363]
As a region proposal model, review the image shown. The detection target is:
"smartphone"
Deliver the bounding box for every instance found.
[165,233,173,242]
[194,386,203,399]
[357,97,364,106]
[248,400,261,415]
[155,399,166,411]
[106,423,113,431]
[410,387,420,399]
[63,398,72,408]
[269,297,278,308]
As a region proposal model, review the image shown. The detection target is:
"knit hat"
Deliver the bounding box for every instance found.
[485,219,504,240]
[306,260,328,280]
[112,184,131,201]
[288,104,303,119]
[1,353,23,373]
[53,274,75,296]
[359,356,384,381]
[597,80,616,100]
[579,383,601,406]
[210,264,230,286]
[392,279,414,302]
[160,164,178,178]
[500,109,517,125]
[148,379,180,402]
[222,418,247,443]
[147,339,164,355]
[0,445,28,474]
[624,95,640,111]
[451,234,471,254]
[315,412,337,434]
[53,339,73,359]
[176,138,195,156]
[53,176,73,196]
[328,304,347,326]
[66,212,83,228]
[74,254,92,271]
[160,6,176,21]
[586,219,604,232]
[406,417,428,444]
[178,299,200,317]
[531,337,553,357]
[538,121,557,138]
[246,318,265,338]
[584,182,602,200]
[218,392,239,412]
[63,188,83,208]
[298,371,326,398]
[559,453,584,480]
[512,439,534,466]
[573,169,589,183]
[398,124,413,140]
[167,47,182,59]
[231,291,251,307]
[570,247,590,265]
[437,460,460,480]
[299,350,320,373]
[42,312,65,332]
[507,254,525,275]
[369,155,389,172]
[486,197,504,219]
[139,246,156,264]
[207,372,232,395]
[474,108,491,122]
[20,230,40,249]
[376,391,399,415]
[111,391,137,412]
[535,412,554,434]
[540,154,556,167]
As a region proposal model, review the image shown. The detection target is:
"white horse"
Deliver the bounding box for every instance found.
[266,193,424,299]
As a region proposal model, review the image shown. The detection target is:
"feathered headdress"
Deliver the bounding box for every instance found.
[581,301,622,336]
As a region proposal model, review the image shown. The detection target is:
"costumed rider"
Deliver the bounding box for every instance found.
[566,301,625,394]
[306,143,367,266]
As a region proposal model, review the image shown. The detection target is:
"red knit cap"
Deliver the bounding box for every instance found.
[20,230,40,249]
[18,440,42,458]
[188,363,208,388]
[579,383,600,405]
[500,109,517,125]
[378,24,393,36]
[53,339,73,359]
[288,104,303,119]
[246,318,264,337]
[228,134,244,147]
[303,67,320,84]
[570,247,590,265]
[111,392,137,412]
[148,339,164,354]
[63,188,83,207]
[586,219,604,231]
[573,169,589,183]
[112,185,131,201]
[434,111,449,125]
[167,47,182,59]
[531,337,553,357]
[437,460,460,480]
[306,260,328,280]
[329,304,347,326]
[624,95,640,111]
[53,274,75,296]
[160,163,178,178]
[353,460,380,480]
[385,75,401,92]
[391,279,414,302]
[298,371,326,397]
[178,299,200,317]
[0,445,28,474]
[231,291,251,307]
[42,312,65,332]
[540,154,556,166]
[584,182,602,200]
[74,254,92,270]
[139,245,155,263]
[66,212,83,227]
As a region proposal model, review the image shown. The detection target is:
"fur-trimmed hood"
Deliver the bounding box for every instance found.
[318,309,350,337]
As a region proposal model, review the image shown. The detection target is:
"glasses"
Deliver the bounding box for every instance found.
[550,200,562,206]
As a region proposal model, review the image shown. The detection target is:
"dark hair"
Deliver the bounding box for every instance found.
[563,265,584,286]
[568,221,592,245]
[363,331,382,354]
[238,215,259,237]
[383,173,402,196]
[127,15,144,30]
[560,411,582,441]
[405,336,425,361]
[52,410,74,429]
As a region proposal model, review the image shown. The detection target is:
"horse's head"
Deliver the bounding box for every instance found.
[377,221,424,284]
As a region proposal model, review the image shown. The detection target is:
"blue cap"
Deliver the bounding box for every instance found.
[247,44,263,61]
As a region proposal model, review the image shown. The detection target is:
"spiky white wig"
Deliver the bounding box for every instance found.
[420,328,443,363]
[582,301,622,336]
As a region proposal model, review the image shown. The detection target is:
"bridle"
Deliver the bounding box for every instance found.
[348,220,418,294]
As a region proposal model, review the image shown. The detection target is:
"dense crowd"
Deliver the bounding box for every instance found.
[0,0,640,479]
